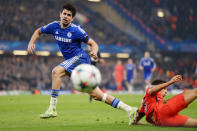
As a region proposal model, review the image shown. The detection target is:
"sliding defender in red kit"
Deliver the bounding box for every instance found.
[131,75,197,127]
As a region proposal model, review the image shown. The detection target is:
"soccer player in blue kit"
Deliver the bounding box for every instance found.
[139,51,156,86]
[27,3,137,124]
[124,58,136,93]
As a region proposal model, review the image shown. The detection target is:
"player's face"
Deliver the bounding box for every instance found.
[60,9,74,26]
[160,88,167,97]
[128,59,133,64]
[145,52,150,59]
[117,60,122,65]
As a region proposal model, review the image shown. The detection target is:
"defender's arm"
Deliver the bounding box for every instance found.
[149,75,182,95]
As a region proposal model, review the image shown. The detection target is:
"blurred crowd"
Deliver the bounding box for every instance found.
[154,54,197,90]
[0,0,138,46]
[0,55,75,91]
[0,54,196,92]
[115,0,197,41]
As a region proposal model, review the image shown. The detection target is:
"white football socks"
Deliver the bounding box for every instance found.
[49,97,57,111]
[117,101,132,113]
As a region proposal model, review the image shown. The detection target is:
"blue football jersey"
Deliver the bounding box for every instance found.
[125,63,135,82]
[40,21,89,60]
[139,57,156,74]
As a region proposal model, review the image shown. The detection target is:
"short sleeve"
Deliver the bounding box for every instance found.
[40,22,55,34]
[139,58,144,68]
[145,87,151,95]
[77,26,89,43]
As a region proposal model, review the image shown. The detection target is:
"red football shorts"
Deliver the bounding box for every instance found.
[155,93,189,126]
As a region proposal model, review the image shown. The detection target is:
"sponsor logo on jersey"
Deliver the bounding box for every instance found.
[143,61,151,66]
[55,36,72,43]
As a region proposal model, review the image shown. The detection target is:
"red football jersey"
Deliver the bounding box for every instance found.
[139,86,163,123]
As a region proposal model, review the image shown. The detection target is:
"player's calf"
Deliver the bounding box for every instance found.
[183,88,197,105]
[184,118,197,127]
[89,87,103,101]
[90,87,137,120]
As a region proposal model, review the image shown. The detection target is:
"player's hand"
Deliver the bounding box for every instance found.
[27,42,36,54]
[90,51,98,61]
[132,121,145,125]
[139,66,144,71]
[170,75,182,83]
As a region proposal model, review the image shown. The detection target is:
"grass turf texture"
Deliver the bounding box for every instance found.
[0,94,196,131]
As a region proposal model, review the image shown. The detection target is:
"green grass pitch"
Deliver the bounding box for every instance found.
[0,94,196,131]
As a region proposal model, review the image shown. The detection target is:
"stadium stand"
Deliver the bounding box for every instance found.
[0,0,140,46]
[113,0,197,41]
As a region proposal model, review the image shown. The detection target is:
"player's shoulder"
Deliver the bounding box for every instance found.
[51,21,60,24]
[145,85,151,90]
[71,23,86,34]
[140,57,146,62]
[45,21,60,28]
[70,23,78,28]
[145,85,153,95]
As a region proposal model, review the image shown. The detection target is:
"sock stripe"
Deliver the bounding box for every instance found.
[51,94,58,97]
[111,98,116,106]
[114,100,120,108]
[112,99,118,107]
[51,89,60,97]
[111,98,120,108]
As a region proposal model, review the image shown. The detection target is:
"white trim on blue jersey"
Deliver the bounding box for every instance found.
[139,57,156,69]
[61,54,82,70]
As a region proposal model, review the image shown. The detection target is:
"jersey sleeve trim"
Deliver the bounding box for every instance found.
[40,21,58,34]
[83,36,90,43]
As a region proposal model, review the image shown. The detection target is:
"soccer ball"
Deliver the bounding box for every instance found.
[71,64,101,93]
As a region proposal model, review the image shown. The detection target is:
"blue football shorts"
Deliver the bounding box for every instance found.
[144,73,152,81]
[126,76,134,83]
[59,53,90,74]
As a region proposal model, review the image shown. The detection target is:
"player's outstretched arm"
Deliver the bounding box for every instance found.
[149,75,182,95]
[87,38,98,60]
[27,28,42,54]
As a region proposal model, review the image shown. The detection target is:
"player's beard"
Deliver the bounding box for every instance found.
[60,18,70,27]
[63,23,69,27]
[62,22,71,28]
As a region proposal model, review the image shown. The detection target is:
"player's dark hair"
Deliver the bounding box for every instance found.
[62,3,77,17]
[151,80,166,85]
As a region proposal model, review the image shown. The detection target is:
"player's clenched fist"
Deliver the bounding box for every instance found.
[170,75,182,83]
[90,51,98,60]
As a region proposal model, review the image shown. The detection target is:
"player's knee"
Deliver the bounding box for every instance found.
[185,118,197,127]
[185,89,197,98]
[193,90,197,98]
[193,88,197,96]
[90,94,102,101]
[52,68,60,78]
[91,94,98,100]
